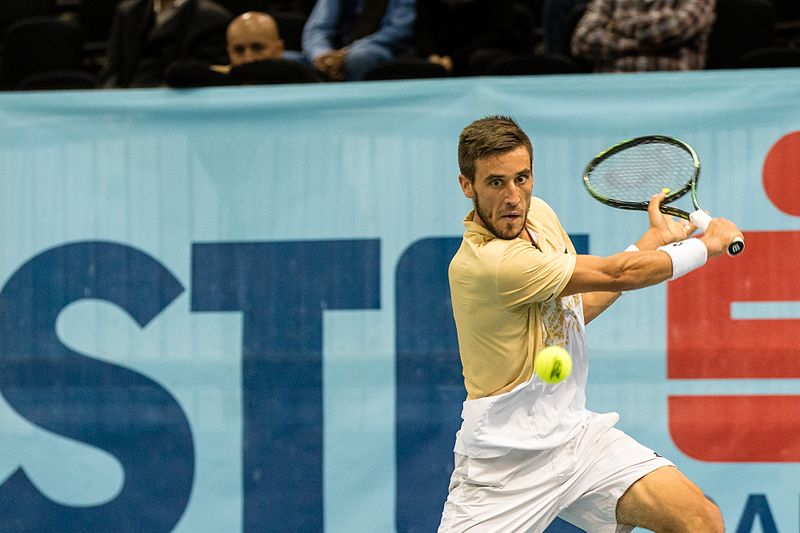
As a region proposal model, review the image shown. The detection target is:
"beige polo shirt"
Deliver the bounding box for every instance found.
[449,197,577,400]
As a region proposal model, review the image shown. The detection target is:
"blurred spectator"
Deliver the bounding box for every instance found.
[571,0,715,72]
[415,0,536,76]
[227,10,285,65]
[166,11,320,87]
[101,0,232,88]
[302,0,416,81]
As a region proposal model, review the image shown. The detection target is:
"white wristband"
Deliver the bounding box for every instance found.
[657,238,708,280]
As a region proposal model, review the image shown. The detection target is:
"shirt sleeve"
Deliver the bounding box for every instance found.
[495,242,576,309]
[348,0,416,52]
[571,0,639,61]
[614,0,716,49]
[302,0,339,60]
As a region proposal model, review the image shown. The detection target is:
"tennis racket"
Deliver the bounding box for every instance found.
[582,135,744,256]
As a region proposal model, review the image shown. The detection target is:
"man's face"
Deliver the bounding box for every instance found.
[458,146,533,240]
[227,20,283,66]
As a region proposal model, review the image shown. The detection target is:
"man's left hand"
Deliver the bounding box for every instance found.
[638,190,697,249]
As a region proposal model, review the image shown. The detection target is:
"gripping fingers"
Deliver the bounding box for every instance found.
[690,210,745,256]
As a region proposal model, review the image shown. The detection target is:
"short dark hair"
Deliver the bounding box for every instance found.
[458,116,533,182]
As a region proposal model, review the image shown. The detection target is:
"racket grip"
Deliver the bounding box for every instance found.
[689,209,712,231]
[689,209,745,256]
[727,236,745,256]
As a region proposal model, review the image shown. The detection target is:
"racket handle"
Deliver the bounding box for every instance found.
[727,237,745,256]
[689,209,712,231]
[689,210,745,256]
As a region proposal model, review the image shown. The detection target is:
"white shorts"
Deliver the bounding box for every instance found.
[438,413,674,533]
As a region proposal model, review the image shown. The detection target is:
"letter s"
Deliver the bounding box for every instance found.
[0,242,191,532]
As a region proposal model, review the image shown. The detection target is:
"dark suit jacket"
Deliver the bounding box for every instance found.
[101,0,232,88]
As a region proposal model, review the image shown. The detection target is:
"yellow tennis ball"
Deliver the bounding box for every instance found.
[535,346,572,384]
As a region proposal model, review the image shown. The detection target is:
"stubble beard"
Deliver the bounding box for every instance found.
[473,193,526,240]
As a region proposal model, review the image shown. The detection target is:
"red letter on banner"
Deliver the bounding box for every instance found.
[668,231,800,462]
[669,395,800,462]
[668,231,800,379]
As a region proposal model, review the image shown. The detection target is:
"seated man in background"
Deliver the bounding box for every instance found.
[166,11,320,87]
[301,0,416,81]
[570,0,715,72]
[101,0,233,88]
[226,10,286,66]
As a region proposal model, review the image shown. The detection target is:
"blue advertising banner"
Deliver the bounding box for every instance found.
[0,69,799,532]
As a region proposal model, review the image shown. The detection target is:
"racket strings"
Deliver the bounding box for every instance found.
[587,143,696,203]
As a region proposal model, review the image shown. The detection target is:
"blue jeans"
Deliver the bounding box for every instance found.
[344,41,394,81]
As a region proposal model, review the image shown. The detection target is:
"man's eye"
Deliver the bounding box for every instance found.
[490,180,502,187]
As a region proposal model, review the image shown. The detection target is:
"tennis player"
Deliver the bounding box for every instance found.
[439,116,742,532]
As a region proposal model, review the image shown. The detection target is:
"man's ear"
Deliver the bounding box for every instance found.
[458,174,474,199]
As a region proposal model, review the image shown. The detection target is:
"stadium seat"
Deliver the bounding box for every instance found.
[18,69,97,90]
[736,45,800,68]
[707,0,775,69]
[487,53,579,75]
[77,0,123,53]
[1,17,86,89]
[0,0,54,42]
[363,58,449,81]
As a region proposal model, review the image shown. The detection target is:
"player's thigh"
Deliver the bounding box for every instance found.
[615,465,724,532]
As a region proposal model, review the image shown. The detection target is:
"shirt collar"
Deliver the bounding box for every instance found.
[154,0,188,15]
[462,210,492,238]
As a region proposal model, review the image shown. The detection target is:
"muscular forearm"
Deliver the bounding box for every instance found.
[563,191,740,299]
[582,290,622,324]
[581,235,670,322]
[561,249,674,298]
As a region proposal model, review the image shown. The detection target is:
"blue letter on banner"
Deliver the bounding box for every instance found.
[0,241,191,532]
[191,239,380,532]
[736,494,778,533]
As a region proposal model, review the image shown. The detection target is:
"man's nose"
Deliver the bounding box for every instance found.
[505,183,521,205]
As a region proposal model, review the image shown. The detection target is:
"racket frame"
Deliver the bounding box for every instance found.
[582,135,701,221]
[582,134,744,256]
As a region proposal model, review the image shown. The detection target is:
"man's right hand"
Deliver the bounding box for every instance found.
[314,50,347,80]
[428,54,453,72]
[699,218,744,257]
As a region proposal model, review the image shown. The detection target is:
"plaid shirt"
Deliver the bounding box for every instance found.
[571,0,715,72]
